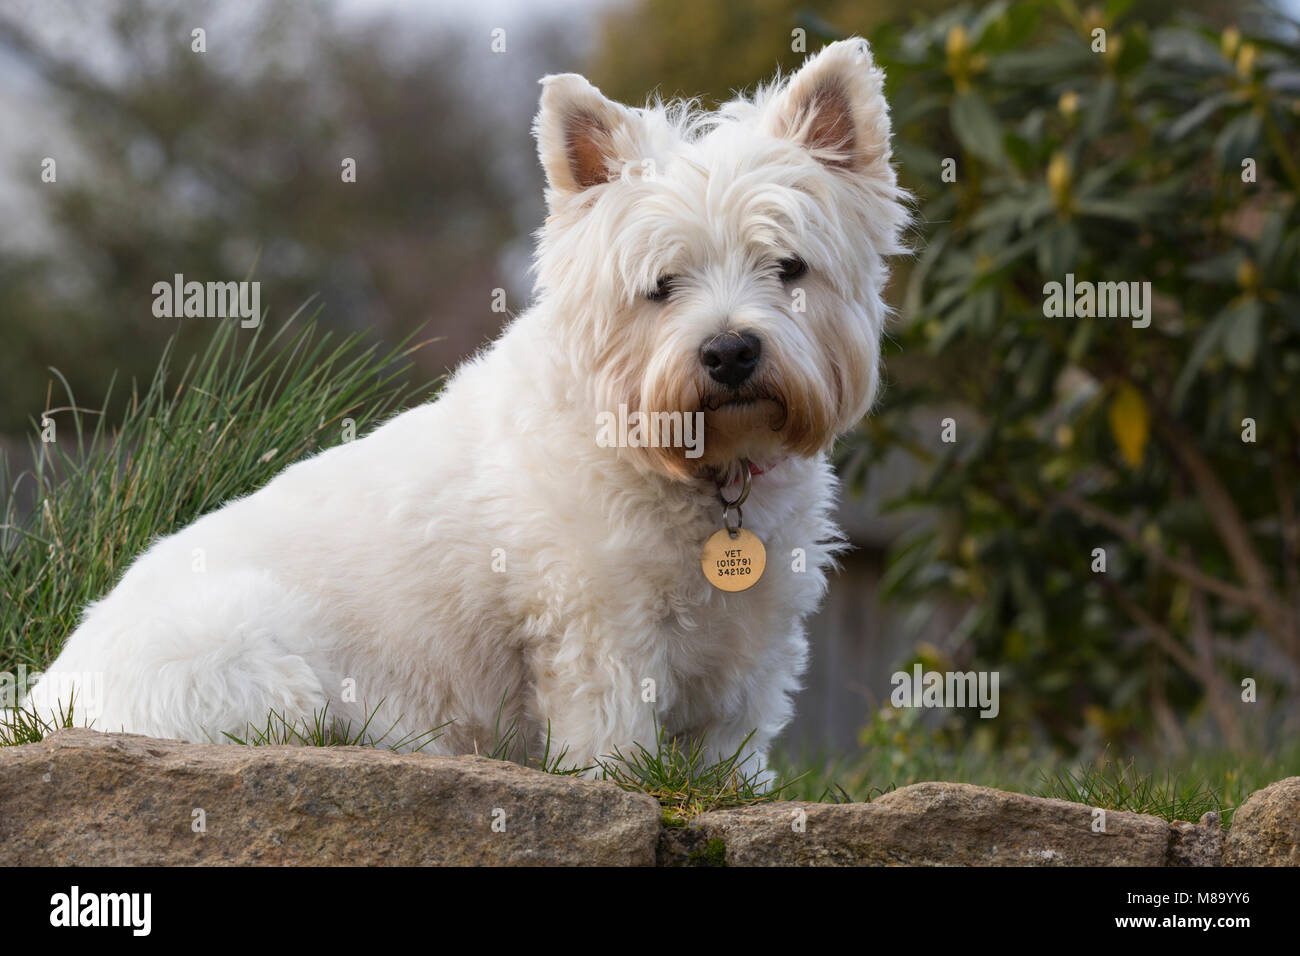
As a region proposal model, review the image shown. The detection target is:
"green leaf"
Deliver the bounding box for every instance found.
[1075,198,1145,223]
[951,91,1005,164]
[1266,70,1300,94]
[929,299,975,352]
[987,0,1041,49]
[1215,111,1263,168]
[970,194,1031,230]
[1151,27,1229,72]
[903,226,951,317]
[1222,298,1263,369]
[968,1,1010,45]
[1067,319,1097,364]
[1185,252,1240,284]
[1256,210,1285,268]
[1083,77,1117,140]
[1165,91,1232,141]
[1172,314,1227,408]
[1037,222,1081,276]
[990,45,1091,82]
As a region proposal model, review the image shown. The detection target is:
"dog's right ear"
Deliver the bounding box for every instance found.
[762,38,894,177]
[535,74,643,201]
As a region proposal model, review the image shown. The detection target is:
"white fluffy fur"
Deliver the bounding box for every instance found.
[23,40,907,781]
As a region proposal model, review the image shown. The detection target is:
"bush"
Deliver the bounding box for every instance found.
[838,1,1300,749]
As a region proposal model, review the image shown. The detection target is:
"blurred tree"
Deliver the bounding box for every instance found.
[589,0,1233,105]
[589,0,932,105]
[0,0,568,434]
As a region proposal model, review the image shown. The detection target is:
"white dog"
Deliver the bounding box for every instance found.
[24,39,907,781]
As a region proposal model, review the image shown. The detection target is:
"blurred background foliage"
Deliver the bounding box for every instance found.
[853,0,1300,756]
[1,0,1297,765]
[0,0,578,434]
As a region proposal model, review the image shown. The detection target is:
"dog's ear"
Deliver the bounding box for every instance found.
[535,74,643,200]
[763,38,892,174]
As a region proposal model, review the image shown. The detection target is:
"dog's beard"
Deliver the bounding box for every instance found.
[698,382,788,457]
[579,295,872,482]
[627,352,841,481]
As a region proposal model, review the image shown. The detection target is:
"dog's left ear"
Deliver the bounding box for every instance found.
[763,38,893,175]
[535,74,645,201]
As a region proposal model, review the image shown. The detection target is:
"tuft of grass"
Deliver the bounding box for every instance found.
[597,726,805,825]
[1039,759,1219,824]
[770,708,1300,826]
[0,695,80,747]
[0,305,436,673]
[1034,751,1269,828]
[530,723,592,777]
[218,700,449,753]
[476,707,809,822]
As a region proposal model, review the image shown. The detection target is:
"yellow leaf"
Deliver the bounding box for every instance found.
[945,24,968,59]
[1047,151,1072,210]
[1108,383,1150,467]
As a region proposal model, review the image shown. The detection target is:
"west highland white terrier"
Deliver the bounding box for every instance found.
[24,39,908,781]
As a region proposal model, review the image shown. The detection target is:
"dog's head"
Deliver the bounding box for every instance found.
[532,39,908,480]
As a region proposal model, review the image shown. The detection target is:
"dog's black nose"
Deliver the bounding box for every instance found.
[700,332,762,389]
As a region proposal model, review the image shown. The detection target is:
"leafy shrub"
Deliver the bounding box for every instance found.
[840,1,1300,749]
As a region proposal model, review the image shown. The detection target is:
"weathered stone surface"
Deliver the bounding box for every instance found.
[6,731,1291,866]
[0,729,660,866]
[1225,777,1300,866]
[687,783,1173,866]
[1168,813,1224,867]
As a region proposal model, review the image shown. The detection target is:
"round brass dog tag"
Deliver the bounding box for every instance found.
[701,528,766,592]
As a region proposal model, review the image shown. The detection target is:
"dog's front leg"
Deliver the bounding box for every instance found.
[532,642,661,775]
[695,628,809,793]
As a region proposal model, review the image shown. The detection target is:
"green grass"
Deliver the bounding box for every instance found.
[217,700,450,752]
[454,712,811,823]
[597,727,806,825]
[455,698,802,816]
[769,707,1300,827]
[1039,756,1240,825]
[0,305,434,673]
[0,696,77,747]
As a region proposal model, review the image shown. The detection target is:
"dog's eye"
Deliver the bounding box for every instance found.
[778,256,807,282]
[646,275,676,302]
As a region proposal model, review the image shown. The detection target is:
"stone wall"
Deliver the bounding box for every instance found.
[0,730,1294,866]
